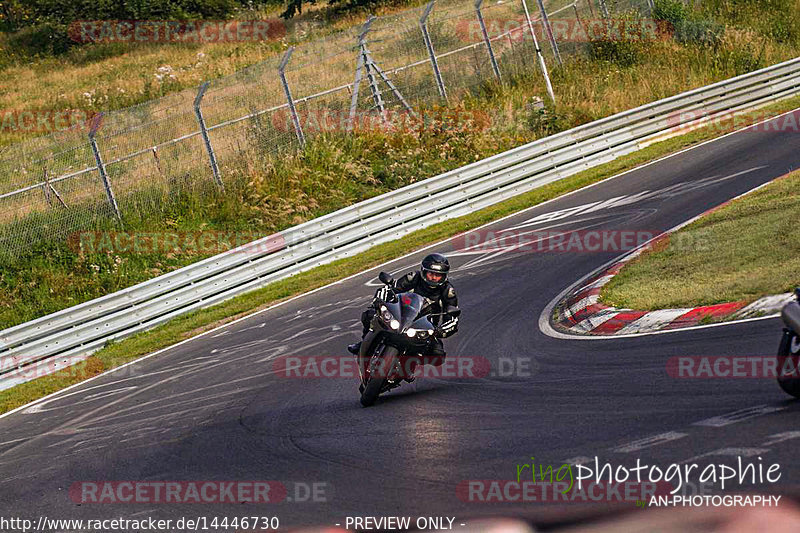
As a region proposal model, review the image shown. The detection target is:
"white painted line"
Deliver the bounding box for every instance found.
[569,294,599,316]
[736,293,795,319]
[540,160,797,341]
[761,431,800,446]
[692,405,787,428]
[679,447,771,464]
[582,274,615,291]
[563,456,594,466]
[615,309,691,335]
[571,310,620,333]
[612,431,688,453]
[3,106,798,422]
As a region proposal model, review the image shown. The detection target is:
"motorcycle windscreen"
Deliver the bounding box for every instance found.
[396,292,426,331]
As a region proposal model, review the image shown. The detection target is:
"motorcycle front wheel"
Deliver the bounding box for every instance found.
[360,346,399,407]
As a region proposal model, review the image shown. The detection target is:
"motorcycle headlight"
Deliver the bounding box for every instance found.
[380,306,393,323]
[406,328,417,338]
[389,319,400,330]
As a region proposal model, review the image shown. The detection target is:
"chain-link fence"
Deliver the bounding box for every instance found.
[0,0,653,261]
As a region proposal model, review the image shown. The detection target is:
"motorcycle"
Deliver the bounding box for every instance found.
[357,271,460,407]
[776,288,800,398]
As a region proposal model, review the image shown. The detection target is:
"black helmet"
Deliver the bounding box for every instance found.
[420,253,450,288]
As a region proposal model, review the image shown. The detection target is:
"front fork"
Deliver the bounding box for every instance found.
[357,329,381,384]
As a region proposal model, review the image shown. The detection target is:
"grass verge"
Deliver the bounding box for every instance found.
[2,94,800,414]
[600,166,800,311]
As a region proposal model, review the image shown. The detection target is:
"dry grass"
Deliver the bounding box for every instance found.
[601,169,800,310]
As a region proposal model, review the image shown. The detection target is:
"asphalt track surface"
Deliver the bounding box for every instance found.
[1,112,800,531]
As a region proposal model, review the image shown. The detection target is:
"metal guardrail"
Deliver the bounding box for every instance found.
[2,57,799,389]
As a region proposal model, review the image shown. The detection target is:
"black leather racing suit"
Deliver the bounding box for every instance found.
[360,272,459,364]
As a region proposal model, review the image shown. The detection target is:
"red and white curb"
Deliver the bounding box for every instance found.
[554,249,794,336]
[552,172,797,336]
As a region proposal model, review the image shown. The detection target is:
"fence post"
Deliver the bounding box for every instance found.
[193,82,224,190]
[42,168,52,207]
[535,0,562,66]
[420,1,448,102]
[522,0,556,104]
[521,0,556,103]
[278,47,306,148]
[348,16,375,132]
[474,0,501,81]
[598,0,610,19]
[88,113,121,220]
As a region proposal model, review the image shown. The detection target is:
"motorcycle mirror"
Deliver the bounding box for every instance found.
[378,271,394,285]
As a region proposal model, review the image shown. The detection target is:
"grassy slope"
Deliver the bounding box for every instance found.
[3,19,800,330]
[601,168,800,311]
[2,94,800,414]
[0,0,431,146]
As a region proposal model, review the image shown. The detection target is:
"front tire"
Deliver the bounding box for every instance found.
[360,346,399,407]
[777,329,800,398]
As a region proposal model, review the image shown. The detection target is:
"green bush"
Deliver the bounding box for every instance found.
[653,0,723,47]
[588,38,640,67]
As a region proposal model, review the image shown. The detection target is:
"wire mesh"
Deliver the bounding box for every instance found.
[0,0,651,261]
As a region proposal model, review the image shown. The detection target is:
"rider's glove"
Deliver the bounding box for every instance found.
[438,316,459,338]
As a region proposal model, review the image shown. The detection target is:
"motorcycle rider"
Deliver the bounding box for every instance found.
[347,253,459,367]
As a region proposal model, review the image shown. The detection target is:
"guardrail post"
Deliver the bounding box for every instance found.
[474,0,502,81]
[88,113,121,220]
[194,82,224,190]
[521,0,556,103]
[278,47,306,148]
[535,0,562,66]
[420,1,448,102]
